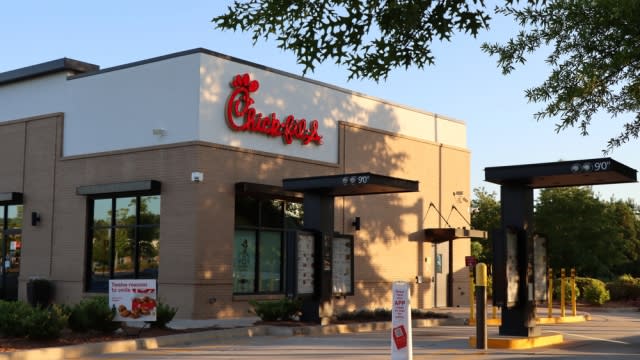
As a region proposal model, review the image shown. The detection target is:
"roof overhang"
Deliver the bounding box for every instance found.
[485,157,637,188]
[77,180,161,196]
[0,58,99,86]
[0,192,23,204]
[410,228,488,244]
[283,172,419,196]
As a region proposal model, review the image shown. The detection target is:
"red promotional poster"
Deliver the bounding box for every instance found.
[109,279,157,322]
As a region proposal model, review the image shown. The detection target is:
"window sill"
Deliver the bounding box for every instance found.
[232,294,284,302]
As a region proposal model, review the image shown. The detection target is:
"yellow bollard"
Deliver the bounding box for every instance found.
[571,268,577,316]
[469,267,475,323]
[547,267,553,318]
[560,268,566,318]
[475,263,488,350]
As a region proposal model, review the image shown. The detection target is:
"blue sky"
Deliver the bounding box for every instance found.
[2,0,638,203]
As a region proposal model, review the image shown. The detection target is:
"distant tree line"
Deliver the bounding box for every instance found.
[471,186,640,280]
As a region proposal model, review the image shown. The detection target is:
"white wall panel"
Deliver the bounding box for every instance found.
[0,50,467,160]
[0,73,70,122]
[64,54,201,156]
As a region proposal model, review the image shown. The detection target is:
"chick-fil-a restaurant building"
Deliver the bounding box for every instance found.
[0,48,472,320]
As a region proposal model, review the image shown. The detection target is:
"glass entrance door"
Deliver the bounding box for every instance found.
[0,205,23,301]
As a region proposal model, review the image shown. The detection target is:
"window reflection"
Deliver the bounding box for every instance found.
[258,231,281,292]
[7,205,22,229]
[93,199,111,226]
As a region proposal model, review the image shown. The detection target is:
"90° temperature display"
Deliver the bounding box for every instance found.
[570,160,611,173]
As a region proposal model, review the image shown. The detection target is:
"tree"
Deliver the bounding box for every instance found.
[213,0,492,81]
[534,187,640,279]
[214,1,640,150]
[470,187,501,265]
[482,0,640,152]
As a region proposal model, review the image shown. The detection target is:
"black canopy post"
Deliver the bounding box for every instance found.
[486,157,637,338]
[283,172,419,324]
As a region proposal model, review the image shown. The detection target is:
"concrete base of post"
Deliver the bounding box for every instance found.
[469,334,564,349]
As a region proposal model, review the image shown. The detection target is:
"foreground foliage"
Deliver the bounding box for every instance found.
[249,298,303,321]
[0,296,178,341]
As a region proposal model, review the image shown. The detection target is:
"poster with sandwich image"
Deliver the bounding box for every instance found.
[109,279,157,321]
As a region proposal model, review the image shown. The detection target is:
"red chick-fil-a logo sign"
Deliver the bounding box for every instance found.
[226,73,323,146]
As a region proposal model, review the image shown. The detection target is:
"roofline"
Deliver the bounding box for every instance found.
[0,58,99,86]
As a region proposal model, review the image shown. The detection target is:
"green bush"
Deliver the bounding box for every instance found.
[249,298,302,321]
[607,274,640,301]
[0,300,32,337]
[24,305,68,340]
[336,308,449,321]
[582,279,610,305]
[68,296,120,333]
[148,302,178,329]
[0,301,67,340]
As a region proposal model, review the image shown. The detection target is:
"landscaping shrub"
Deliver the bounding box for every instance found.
[148,302,178,329]
[249,298,302,321]
[582,280,610,305]
[335,308,449,322]
[607,274,640,301]
[68,296,120,333]
[0,301,67,340]
[0,300,33,337]
[24,305,68,340]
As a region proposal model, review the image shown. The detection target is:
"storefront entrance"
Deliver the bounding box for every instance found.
[0,204,23,301]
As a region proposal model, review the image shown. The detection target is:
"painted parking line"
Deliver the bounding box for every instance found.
[547,330,630,345]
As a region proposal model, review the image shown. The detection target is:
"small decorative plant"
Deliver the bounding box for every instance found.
[249,298,302,322]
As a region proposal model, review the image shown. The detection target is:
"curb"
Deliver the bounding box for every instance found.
[0,318,464,360]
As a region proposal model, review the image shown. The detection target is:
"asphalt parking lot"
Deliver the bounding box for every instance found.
[62,308,640,360]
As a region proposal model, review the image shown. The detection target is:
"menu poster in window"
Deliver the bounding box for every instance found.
[296,232,315,295]
[332,234,354,295]
[533,233,548,302]
[505,229,520,307]
[109,279,157,322]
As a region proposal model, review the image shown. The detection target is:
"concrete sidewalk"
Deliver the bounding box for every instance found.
[0,308,468,360]
[0,306,601,360]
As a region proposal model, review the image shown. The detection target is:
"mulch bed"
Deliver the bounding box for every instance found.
[0,325,222,352]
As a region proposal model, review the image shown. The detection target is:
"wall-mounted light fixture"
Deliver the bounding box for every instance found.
[152,128,167,136]
[31,211,41,226]
[352,216,361,231]
[453,190,469,203]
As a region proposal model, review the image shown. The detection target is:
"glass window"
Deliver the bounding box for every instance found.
[7,205,22,229]
[1,205,23,300]
[86,195,160,292]
[261,200,283,228]
[258,231,281,292]
[93,199,111,227]
[285,202,304,229]
[115,197,136,226]
[235,196,258,227]
[232,230,256,293]
[233,194,301,294]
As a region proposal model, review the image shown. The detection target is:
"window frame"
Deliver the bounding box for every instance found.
[233,185,303,295]
[84,190,160,293]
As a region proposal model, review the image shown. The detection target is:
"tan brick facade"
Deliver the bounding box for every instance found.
[0,111,470,319]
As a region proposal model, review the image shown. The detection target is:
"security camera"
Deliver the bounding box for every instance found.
[191,171,204,183]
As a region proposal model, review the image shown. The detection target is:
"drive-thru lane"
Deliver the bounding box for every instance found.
[69,309,640,360]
